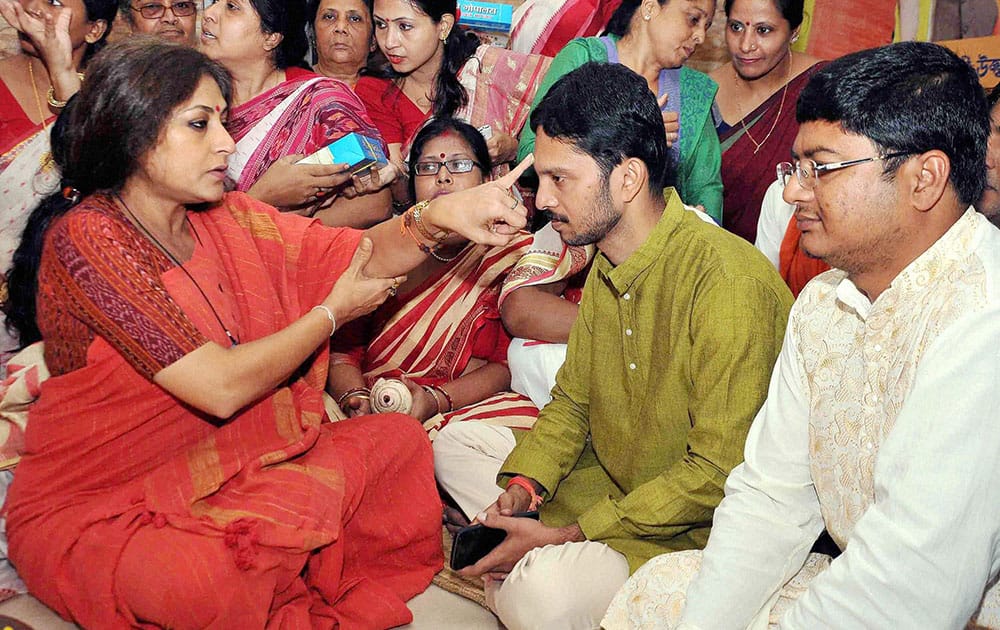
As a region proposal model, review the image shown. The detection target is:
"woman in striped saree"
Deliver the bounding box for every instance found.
[330,118,537,439]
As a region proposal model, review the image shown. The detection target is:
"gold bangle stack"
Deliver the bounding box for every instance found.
[46,72,86,109]
[411,200,451,243]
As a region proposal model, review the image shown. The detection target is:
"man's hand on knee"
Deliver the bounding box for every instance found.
[459,512,584,578]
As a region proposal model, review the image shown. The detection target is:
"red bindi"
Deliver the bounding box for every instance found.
[439,152,447,158]
[215,105,221,113]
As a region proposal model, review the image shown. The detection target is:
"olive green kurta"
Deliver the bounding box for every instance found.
[500,190,793,572]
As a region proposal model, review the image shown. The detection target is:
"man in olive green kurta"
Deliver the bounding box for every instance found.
[499,184,792,569]
[434,62,792,630]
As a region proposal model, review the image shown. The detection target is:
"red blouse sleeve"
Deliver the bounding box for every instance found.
[38,203,208,379]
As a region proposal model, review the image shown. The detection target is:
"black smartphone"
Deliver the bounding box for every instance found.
[449,511,540,571]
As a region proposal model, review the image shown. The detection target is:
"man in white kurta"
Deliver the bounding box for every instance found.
[603,41,1000,629]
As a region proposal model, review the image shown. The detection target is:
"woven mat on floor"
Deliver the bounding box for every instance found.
[431,527,488,608]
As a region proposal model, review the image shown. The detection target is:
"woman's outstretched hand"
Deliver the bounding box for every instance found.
[323,237,405,326]
[421,154,533,247]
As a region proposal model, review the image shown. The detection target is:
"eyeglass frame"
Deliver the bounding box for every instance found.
[776,151,913,190]
[130,1,198,19]
[412,158,483,177]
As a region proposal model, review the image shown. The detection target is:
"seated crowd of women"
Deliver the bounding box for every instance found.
[0,0,834,624]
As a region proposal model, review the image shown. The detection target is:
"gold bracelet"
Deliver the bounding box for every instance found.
[46,72,86,109]
[411,200,450,243]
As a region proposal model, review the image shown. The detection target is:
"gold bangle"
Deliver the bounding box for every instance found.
[46,72,85,109]
[412,200,450,243]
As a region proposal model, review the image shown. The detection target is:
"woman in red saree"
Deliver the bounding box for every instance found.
[329,119,537,438]
[710,0,824,244]
[2,39,531,629]
[355,0,551,210]
[201,0,392,226]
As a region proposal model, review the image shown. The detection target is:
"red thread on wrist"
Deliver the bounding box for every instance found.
[507,476,542,511]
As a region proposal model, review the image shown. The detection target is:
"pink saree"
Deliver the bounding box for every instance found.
[225,67,384,191]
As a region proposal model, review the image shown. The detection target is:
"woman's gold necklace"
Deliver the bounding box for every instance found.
[26,59,55,171]
[737,50,793,155]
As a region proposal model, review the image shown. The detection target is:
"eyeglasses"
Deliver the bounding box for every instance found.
[776,152,913,190]
[130,1,197,19]
[413,159,482,176]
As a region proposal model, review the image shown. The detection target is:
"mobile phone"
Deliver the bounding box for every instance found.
[449,511,539,571]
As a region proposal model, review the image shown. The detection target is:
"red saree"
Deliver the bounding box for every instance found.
[4,192,442,629]
[333,235,538,437]
[719,62,827,243]
[355,46,551,180]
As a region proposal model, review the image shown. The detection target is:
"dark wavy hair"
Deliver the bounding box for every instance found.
[383,0,479,119]
[407,117,491,200]
[724,0,804,29]
[797,41,988,207]
[250,0,311,69]
[3,38,232,347]
[530,62,674,195]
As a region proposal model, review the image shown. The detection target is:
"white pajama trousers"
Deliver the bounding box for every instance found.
[433,422,630,630]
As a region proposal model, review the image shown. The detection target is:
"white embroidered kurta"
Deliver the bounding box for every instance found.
[608,209,1000,629]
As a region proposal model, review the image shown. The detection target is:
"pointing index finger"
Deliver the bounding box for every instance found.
[495,154,534,190]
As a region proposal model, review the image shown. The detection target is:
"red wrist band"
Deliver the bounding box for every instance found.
[507,475,542,511]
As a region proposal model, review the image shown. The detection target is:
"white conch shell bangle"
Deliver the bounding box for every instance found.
[371,377,412,414]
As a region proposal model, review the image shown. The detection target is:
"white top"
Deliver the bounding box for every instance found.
[681,209,1000,628]
[753,180,796,270]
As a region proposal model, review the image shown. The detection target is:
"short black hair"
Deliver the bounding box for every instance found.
[529,62,675,194]
[797,41,989,207]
